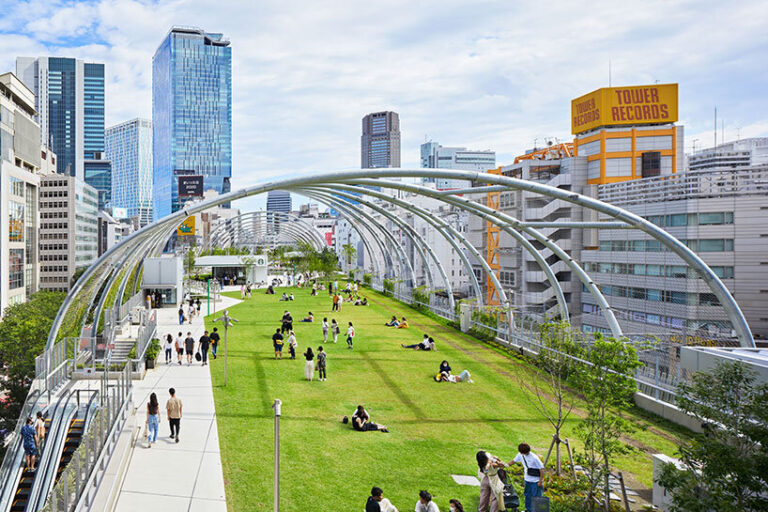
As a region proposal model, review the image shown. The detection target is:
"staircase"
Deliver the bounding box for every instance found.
[110,337,136,362]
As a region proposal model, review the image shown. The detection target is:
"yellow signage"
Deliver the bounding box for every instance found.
[571,83,678,134]
[177,216,195,236]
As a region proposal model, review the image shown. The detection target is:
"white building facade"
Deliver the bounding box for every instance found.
[420,141,496,189]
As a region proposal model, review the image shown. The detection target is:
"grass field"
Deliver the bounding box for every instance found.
[206,286,684,511]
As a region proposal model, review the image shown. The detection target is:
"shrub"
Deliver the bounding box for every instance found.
[362,273,372,286]
[145,338,161,362]
[470,309,498,341]
[411,286,430,311]
[382,279,395,296]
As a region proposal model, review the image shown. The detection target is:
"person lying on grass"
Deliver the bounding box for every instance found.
[385,316,399,327]
[401,334,435,351]
[344,405,389,432]
[435,370,472,383]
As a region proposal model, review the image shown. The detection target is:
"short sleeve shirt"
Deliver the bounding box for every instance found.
[272,333,283,346]
[514,452,544,482]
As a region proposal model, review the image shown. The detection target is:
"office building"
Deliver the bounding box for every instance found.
[106,118,153,226]
[267,190,292,213]
[39,175,99,291]
[152,27,232,219]
[688,137,768,170]
[16,57,111,208]
[420,141,496,189]
[0,72,48,311]
[361,111,400,168]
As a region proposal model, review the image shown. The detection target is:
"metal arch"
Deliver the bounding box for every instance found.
[336,210,384,279]
[201,211,327,254]
[207,222,324,254]
[334,180,575,323]
[307,185,473,310]
[299,189,423,291]
[47,168,754,349]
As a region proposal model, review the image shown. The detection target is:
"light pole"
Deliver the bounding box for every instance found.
[213,309,238,386]
[272,399,281,512]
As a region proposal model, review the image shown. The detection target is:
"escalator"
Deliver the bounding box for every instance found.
[55,417,84,483]
[8,418,51,512]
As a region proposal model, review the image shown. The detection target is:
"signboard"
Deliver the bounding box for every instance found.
[112,207,128,219]
[178,175,204,197]
[177,216,195,236]
[571,83,678,134]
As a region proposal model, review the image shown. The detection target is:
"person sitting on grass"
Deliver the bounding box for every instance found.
[439,360,451,374]
[397,317,409,328]
[415,490,439,512]
[289,293,295,300]
[402,334,433,350]
[436,370,472,383]
[266,285,275,294]
[279,292,289,301]
[385,316,399,327]
[366,486,400,512]
[301,312,314,322]
[345,405,389,432]
[448,499,464,512]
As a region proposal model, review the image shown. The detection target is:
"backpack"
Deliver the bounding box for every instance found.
[497,468,520,510]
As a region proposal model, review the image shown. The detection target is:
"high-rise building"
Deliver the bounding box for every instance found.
[16,57,111,208]
[361,111,400,168]
[266,190,292,213]
[688,137,768,170]
[0,72,49,312]
[39,174,99,291]
[106,118,153,226]
[420,141,496,189]
[152,27,232,220]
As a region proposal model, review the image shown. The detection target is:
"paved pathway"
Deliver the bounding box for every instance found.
[113,295,241,512]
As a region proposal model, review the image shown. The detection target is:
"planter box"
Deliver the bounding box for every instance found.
[146,359,156,369]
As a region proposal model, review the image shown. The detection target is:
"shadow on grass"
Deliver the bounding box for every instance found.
[359,351,427,420]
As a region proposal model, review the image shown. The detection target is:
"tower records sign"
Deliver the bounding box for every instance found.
[571,83,678,134]
[178,175,204,197]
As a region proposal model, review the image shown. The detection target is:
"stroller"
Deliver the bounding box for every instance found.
[497,468,520,511]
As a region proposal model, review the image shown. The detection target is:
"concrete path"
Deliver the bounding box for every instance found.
[112,295,241,512]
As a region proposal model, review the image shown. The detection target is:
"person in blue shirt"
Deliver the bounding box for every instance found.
[21,417,37,471]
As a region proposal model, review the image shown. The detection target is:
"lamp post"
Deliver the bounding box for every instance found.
[272,399,281,512]
[213,309,238,386]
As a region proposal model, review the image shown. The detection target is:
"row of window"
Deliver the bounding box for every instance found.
[597,283,721,306]
[41,265,69,272]
[584,262,734,279]
[40,243,68,251]
[40,254,68,261]
[41,211,68,219]
[41,201,69,209]
[644,211,734,227]
[598,238,734,253]
[578,135,673,157]
[40,190,69,198]
[41,222,69,230]
[582,302,699,330]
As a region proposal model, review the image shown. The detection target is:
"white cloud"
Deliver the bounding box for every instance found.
[2,0,768,211]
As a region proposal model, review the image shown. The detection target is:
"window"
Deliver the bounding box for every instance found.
[698,239,733,252]
[604,157,632,177]
[635,135,672,150]
[9,249,24,289]
[605,137,631,152]
[587,159,600,179]
[578,140,601,157]
[667,214,687,227]
[9,200,24,242]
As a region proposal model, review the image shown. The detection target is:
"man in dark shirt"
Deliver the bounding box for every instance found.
[272,329,284,359]
[366,487,383,512]
[184,332,195,365]
[199,331,211,366]
[210,328,220,359]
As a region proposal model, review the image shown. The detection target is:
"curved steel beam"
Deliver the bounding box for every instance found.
[207,222,323,254]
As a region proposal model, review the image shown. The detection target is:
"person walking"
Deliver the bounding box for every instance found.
[240,284,246,299]
[331,319,340,343]
[145,392,161,447]
[303,347,315,381]
[199,331,211,365]
[187,303,195,324]
[175,332,184,365]
[34,411,46,459]
[21,417,37,471]
[184,332,195,365]
[337,294,343,311]
[210,327,220,359]
[178,306,185,325]
[322,317,329,343]
[166,388,182,443]
[272,329,284,359]
[346,322,355,349]
[509,443,545,511]
[195,298,201,314]
[164,334,174,364]
[331,293,339,311]
[316,346,327,381]
[287,331,298,360]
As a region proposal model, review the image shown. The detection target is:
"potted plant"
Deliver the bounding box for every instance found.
[145,338,161,369]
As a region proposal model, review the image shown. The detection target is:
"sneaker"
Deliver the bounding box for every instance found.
[170,434,175,439]
[175,437,180,443]
[148,443,152,448]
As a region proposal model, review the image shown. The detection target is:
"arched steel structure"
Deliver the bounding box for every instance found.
[200,211,327,254]
[47,169,756,349]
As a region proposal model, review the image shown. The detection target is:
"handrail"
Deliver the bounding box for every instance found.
[0,390,43,511]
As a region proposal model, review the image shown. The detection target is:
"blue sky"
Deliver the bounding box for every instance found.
[2,0,767,211]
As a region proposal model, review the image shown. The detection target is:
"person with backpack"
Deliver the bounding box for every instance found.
[346,322,355,349]
[509,443,545,511]
[178,306,185,325]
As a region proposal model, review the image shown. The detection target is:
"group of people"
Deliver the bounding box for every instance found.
[163,329,220,366]
[385,316,409,328]
[279,292,295,301]
[401,333,436,351]
[271,312,329,381]
[19,411,46,471]
[143,387,183,447]
[366,487,465,512]
[239,282,254,299]
[178,294,202,325]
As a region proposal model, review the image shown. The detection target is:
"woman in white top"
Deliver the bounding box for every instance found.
[322,318,329,342]
[187,304,195,323]
[163,334,174,364]
[346,322,355,349]
[414,490,439,512]
[331,319,339,343]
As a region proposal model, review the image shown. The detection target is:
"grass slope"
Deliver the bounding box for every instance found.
[207,287,680,511]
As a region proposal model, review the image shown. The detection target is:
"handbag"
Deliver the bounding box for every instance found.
[195,351,202,362]
[521,455,541,478]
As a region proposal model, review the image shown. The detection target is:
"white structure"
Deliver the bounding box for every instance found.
[195,255,268,284]
[97,210,128,256]
[39,174,99,291]
[0,72,45,310]
[143,256,183,305]
[106,118,153,226]
[420,140,496,189]
[688,137,768,170]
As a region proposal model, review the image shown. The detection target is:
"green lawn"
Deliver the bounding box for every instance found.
[206,286,682,511]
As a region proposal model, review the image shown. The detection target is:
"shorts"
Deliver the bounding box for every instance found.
[274,344,283,352]
[185,346,194,355]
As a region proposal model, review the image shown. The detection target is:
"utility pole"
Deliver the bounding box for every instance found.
[213,309,238,386]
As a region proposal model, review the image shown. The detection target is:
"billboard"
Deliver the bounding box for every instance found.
[112,207,128,219]
[178,175,204,197]
[177,216,195,236]
[571,83,678,134]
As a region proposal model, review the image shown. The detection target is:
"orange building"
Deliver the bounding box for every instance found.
[571,84,684,185]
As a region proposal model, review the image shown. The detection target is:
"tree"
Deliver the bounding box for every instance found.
[0,291,66,455]
[518,321,580,475]
[71,266,88,287]
[184,249,196,275]
[569,334,642,511]
[341,243,357,266]
[657,361,768,512]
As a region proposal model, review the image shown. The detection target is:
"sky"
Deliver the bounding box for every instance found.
[2,0,768,211]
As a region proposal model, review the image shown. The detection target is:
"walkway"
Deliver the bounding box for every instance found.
[112,295,241,512]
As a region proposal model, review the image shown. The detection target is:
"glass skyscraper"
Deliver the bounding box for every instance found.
[16,57,111,208]
[152,27,232,219]
[361,111,400,168]
[106,118,153,226]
